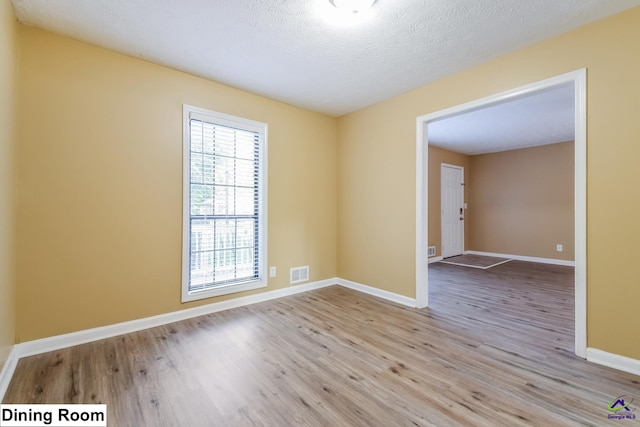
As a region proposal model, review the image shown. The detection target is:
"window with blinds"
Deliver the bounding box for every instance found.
[182,105,267,302]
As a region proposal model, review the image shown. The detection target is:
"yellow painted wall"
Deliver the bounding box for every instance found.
[338,7,640,359]
[9,4,640,363]
[428,145,469,257]
[468,142,574,260]
[337,103,415,296]
[0,0,17,370]
[15,27,337,342]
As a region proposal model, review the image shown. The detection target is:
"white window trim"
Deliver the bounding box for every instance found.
[182,104,268,302]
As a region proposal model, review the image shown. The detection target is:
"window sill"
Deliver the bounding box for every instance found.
[181,279,267,303]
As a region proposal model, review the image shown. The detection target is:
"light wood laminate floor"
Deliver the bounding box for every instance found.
[4,261,639,426]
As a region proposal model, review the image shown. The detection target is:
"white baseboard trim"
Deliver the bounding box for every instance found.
[336,278,416,308]
[586,348,640,377]
[13,277,415,360]
[427,256,443,264]
[0,346,18,402]
[15,278,337,358]
[3,279,638,398]
[464,251,575,267]
[1,275,416,398]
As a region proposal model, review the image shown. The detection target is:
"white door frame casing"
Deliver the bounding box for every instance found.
[440,163,465,258]
[415,69,587,358]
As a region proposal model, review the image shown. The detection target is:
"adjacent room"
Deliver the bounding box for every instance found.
[426,84,578,369]
[1,0,640,425]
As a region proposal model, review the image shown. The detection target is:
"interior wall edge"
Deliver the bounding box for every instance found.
[0,0,18,374]
[0,346,17,403]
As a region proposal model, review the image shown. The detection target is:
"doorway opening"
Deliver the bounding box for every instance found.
[415,69,587,357]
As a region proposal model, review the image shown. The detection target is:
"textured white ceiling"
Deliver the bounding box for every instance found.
[429,83,575,155]
[10,0,640,117]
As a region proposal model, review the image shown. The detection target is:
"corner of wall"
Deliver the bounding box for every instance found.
[0,346,17,401]
[0,0,18,376]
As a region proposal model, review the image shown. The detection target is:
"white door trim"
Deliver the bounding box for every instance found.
[415,69,587,358]
[440,163,465,258]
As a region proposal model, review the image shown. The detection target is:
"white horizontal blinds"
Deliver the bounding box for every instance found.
[188,117,260,292]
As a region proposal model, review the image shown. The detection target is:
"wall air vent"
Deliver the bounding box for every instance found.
[428,246,437,257]
[290,266,309,284]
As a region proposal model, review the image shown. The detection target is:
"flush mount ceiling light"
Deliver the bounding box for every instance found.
[330,0,376,14]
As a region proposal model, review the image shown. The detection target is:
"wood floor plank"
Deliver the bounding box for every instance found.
[4,260,640,426]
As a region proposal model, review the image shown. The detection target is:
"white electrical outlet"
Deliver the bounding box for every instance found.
[269,266,276,277]
[556,244,563,252]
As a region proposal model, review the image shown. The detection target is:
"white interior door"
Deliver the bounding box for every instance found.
[441,164,464,258]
